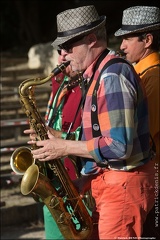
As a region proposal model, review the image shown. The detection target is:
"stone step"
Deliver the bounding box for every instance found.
[0,110,46,121]
[1,66,44,77]
[1,57,28,68]
[1,57,45,230]
[1,182,44,227]
[1,86,51,98]
[1,202,44,227]
[0,140,29,153]
[1,222,45,239]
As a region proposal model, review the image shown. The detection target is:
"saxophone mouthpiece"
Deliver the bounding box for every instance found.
[51,61,70,76]
[116,50,126,59]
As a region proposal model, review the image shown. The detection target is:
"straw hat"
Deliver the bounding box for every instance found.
[115,6,160,36]
[51,5,106,48]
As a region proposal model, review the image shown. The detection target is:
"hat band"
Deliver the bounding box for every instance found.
[121,21,160,31]
[57,19,103,37]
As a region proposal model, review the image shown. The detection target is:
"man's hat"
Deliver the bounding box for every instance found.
[115,6,160,36]
[51,5,106,48]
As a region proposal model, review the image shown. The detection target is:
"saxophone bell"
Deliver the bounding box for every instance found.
[10,146,35,175]
[21,163,93,239]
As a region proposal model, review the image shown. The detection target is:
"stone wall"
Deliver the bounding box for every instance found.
[28,42,59,75]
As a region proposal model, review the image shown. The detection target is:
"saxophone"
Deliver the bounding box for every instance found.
[13,62,93,239]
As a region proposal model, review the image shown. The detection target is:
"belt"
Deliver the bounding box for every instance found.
[108,159,126,169]
[99,159,152,172]
[97,159,125,169]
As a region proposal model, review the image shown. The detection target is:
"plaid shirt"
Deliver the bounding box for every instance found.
[81,51,151,175]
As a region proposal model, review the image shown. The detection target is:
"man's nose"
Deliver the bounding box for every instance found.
[120,40,125,50]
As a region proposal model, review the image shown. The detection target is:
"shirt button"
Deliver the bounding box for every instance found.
[91,104,96,112]
[93,124,99,131]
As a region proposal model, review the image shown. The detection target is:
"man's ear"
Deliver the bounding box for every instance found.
[144,34,153,48]
[86,33,97,46]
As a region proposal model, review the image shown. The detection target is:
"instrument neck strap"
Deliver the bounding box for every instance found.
[48,79,67,127]
[65,77,87,139]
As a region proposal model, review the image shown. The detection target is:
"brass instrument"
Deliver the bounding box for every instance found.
[10,61,70,175]
[11,61,93,239]
[10,146,34,175]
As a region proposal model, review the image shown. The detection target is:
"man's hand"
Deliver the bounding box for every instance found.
[47,127,62,138]
[30,131,67,161]
[24,128,37,141]
[24,127,62,140]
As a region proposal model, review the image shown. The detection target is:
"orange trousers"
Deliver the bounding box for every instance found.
[91,160,156,239]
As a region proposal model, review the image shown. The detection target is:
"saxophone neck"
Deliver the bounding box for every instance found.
[66,72,84,90]
[19,61,70,96]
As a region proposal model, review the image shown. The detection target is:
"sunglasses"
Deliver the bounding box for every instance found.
[58,35,86,53]
[57,49,62,55]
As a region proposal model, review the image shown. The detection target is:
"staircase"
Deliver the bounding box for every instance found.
[0,57,50,227]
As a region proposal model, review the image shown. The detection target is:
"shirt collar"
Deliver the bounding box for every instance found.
[83,50,116,81]
[134,52,160,74]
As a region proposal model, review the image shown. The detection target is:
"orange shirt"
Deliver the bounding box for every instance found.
[134,52,160,170]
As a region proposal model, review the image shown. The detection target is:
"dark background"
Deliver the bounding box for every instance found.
[1,0,160,56]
